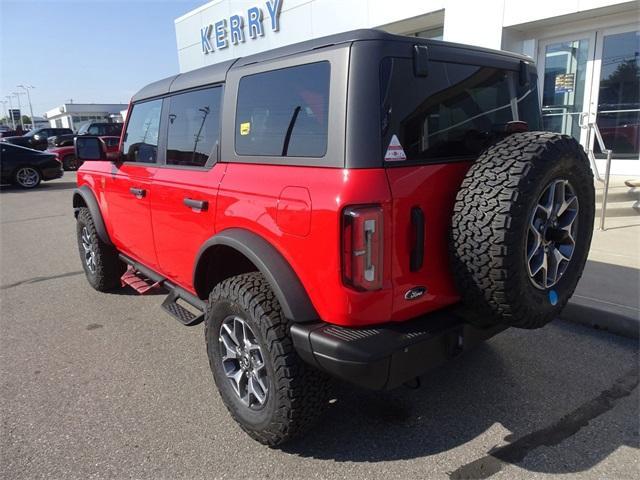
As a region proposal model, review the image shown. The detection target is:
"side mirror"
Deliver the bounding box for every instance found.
[75,136,107,161]
[33,134,45,141]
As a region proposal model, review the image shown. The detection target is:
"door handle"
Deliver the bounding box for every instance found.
[183,197,208,211]
[410,206,425,272]
[129,187,146,199]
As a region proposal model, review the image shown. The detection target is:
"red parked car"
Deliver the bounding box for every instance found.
[48,136,120,170]
[72,30,595,445]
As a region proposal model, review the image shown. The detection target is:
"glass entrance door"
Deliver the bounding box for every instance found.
[591,27,640,161]
[539,25,639,175]
[539,35,595,146]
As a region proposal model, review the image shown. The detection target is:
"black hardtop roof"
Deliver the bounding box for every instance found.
[132,28,532,102]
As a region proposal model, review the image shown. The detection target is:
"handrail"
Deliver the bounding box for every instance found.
[579,116,613,230]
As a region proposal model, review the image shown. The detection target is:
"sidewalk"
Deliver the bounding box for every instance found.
[560,175,640,338]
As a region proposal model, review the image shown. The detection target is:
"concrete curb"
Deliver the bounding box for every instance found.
[560,302,639,339]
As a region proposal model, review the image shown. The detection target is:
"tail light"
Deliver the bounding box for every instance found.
[342,205,383,290]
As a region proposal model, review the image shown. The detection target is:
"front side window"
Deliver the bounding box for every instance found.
[122,99,162,163]
[235,61,330,158]
[166,87,222,167]
[380,58,541,163]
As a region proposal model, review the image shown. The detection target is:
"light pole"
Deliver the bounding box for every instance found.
[5,95,15,129]
[17,85,35,130]
[0,100,8,126]
[12,91,24,130]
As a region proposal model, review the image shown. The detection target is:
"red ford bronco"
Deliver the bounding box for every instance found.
[73,30,595,445]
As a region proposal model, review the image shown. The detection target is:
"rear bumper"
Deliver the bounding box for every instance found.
[290,310,506,390]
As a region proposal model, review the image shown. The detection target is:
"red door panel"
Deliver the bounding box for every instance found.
[103,164,158,269]
[149,164,226,290]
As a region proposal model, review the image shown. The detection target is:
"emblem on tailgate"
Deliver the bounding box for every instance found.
[404,286,427,300]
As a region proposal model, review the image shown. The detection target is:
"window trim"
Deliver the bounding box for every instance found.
[221,45,349,168]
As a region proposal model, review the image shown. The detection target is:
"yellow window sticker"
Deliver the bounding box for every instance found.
[240,122,251,136]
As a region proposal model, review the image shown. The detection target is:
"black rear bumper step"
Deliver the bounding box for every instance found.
[290,310,505,390]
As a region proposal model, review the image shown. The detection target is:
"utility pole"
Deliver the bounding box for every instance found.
[12,91,24,129]
[5,95,15,129]
[17,85,35,130]
[0,100,8,126]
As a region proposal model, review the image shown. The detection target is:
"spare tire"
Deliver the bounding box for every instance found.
[451,132,595,329]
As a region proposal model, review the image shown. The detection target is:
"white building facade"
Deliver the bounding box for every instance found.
[175,0,640,174]
[44,103,128,130]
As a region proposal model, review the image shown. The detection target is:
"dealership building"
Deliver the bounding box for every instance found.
[174,0,639,175]
[44,103,128,130]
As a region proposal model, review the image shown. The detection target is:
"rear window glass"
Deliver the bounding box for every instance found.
[166,86,222,168]
[235,61,330,158]
[380,58,541,163]
[122,99,162,163]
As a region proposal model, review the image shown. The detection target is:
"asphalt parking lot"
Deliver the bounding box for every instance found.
[1,173,638,479]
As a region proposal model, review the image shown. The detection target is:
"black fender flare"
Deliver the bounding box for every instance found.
[72,186,112,246]
[193,228,318,323]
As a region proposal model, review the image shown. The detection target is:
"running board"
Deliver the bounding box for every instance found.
[121,265,162,294]
[161,290,205,326]
[118,254,206,327]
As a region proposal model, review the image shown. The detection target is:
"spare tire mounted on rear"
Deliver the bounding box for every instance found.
[451,132,595,329]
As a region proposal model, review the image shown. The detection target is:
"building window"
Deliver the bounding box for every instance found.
[166,86,222,167]
[235,61,330,158]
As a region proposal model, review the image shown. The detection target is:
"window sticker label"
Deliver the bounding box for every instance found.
[384,134,407,162]
[240,122,251,136]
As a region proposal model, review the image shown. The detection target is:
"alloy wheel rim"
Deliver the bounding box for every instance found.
[526,178,579,290]
[81,227,97,274]
[219,315,269,409]
[16,167,39,187]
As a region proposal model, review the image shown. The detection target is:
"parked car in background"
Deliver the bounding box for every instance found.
[49,122,123,148]
[1,127,73,150]
[0,143,63,188]
[48,136,120,170]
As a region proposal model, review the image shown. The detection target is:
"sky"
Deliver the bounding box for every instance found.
[0,0,206,118]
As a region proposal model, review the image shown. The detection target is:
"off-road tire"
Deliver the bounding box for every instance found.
[205,272,331,446]
[75,207,125,291]
[451,132,595,329]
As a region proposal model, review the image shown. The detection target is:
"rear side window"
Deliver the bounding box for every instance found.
[166,87,222,168]
[380,58,541,163]
[122,99,162,163]
[235,61,330,158]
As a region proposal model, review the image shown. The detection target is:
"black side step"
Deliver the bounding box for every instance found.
[161,290,205,326]
[118,254,206,327]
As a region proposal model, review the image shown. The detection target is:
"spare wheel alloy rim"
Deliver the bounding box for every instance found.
[219,315,269,409]
[526,178,579,290]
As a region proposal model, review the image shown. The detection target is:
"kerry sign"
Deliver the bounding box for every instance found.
[200,0,283,54]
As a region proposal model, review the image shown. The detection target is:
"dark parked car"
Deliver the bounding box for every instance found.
[0,143,63,188]
[1,127,73,151]
[49,122,123,147]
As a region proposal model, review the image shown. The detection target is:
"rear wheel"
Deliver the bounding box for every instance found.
[205,272,330,445]
[451,132,595,329]
[76,207,125,291]
[13,167,41,188]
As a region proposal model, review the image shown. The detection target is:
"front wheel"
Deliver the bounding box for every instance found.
[76,207,125,291]
[205,272,331,446]
[14,167,41,188]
